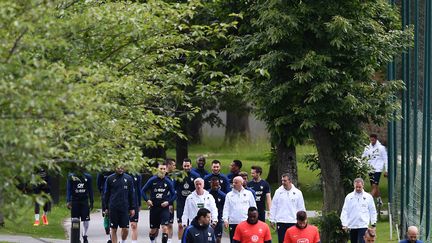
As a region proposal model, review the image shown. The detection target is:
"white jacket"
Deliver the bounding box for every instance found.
[182,190,218,225]
[340,190,377,229]
[222,187,256,224]
[269,184,305,223]
[362,140,388,172]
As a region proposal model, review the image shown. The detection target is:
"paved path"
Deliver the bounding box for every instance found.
[63,209,231,243]
[0,235,68,243]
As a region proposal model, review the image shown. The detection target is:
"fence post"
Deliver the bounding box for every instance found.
[70,218,80,243]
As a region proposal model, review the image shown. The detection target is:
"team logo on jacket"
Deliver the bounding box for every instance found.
[251,235,259,242]
[297,239,309,243]
[260,186,263,189]
[124,179,127,182]
[184,183,190,189]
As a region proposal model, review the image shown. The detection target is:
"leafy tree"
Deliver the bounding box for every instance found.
[231,1,412,241]
[0,0,235,219]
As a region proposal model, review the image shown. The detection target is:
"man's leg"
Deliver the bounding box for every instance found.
[149,228,159,243]
[214,221,223,243]
[229,224,237,243]
[176,202,185,239]
[357,228,367,243]
[120,227,129,242]
[161,225,169,243]
[130,222,138,242]
[110,228,118,243]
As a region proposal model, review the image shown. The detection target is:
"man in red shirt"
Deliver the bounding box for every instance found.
[284,211,320,243]
[233,207,272,243]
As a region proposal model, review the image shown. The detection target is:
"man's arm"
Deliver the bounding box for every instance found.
[103,177,111,211]
[87,174,94,209]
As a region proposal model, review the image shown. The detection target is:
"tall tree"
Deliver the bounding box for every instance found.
[231,1,412,241]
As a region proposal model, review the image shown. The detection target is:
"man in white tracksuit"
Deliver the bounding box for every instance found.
[222,176,256,243]
[182,178,218,228]
[340,178,377,243]
[362,133,388,206]
[269,173,305,243]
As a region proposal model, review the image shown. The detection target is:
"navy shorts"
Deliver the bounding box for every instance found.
[109,208,129,229]
[176,201,185,223]
[71,201,90,221]
[213,221,224,238]
[129,207,139,222]
[369,172,382,185]
[150,206,170,229]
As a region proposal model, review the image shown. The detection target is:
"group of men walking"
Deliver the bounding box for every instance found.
[62,133,424,243]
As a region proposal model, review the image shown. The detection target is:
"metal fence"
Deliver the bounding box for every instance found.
[387,0,431,240]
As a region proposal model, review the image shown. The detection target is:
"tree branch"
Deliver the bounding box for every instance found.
[5,28,28,63]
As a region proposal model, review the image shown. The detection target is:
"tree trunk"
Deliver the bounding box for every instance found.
[276,139,298,186]
[312,126,347,243]
[176,118,189,168]
[50,175,60,205]
[0,189,4,227]
[188,115,202,144]
[225,109,250,144]
[266,145,279,183]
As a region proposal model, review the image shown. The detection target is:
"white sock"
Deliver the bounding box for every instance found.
[150,240,156,243]
[121,240,126,243]
[132,241,137,243]
[35,214,40,221]
[167,239,172,243]
[83,221,89,236]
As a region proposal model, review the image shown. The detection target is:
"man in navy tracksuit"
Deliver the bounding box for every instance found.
[208,176,226,243]
[103,165,135,243]
[128,172,142,243]
[66,169,94,243]
[32,167,51,226]
[141,163,176,243]
[181,208,216,243]
[203,160,231,194]
[96,170,114,238]
[174,158,200,239]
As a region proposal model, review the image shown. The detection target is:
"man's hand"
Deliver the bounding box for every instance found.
[384,172,388,177]
[129,209,135,217]
[224,220,229,229]
[169,205,174,213]
[89,202,94,211]
[67,202,72,209]
[161,201,169,208]
[342,226,349,232]
[104,209,109,217]
[146,200,153,207]
[270,222,276,230]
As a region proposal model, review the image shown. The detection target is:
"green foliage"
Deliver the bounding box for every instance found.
[0,0,236,218]
[310,211,350,243]
[303,152,372,193]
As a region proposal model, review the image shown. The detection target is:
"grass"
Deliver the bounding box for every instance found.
[0,204,69,239]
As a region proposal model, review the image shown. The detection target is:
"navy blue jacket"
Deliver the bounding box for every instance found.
[247,179,271,211]
[227,172,240,184]
[182,218,216,243]
[128,173,142,208]
[174,170,200,204]
[141,175,176,206]
[96,171,114,193]
[203,173,231,194]
[103,173,135,211]
[208,188,226,222]
[191,167,210,179]
[66,173,94,204]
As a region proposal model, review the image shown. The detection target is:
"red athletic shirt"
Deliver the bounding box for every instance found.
[284,224,320,243]
[233,220,272,243]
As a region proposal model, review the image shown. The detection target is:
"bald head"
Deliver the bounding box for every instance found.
[232,176,244,191]
[407,226,419,241]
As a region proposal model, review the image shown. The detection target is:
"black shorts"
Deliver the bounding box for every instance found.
[176,201,185,223]
[369,172,382,185]
[129,207,139,222]
[109,208,129,229]
[150,207,170,229]
[71,201,90,221]
[213,221,224,238]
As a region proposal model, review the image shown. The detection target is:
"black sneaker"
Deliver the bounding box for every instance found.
[107,240,112,243]
[83,235,88,243]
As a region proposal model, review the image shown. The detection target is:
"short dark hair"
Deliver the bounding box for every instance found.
[281,173,292,181]
[369,134,378,139]
[239,171,248,177]
[296,210,307,221]
[211,176,219,182]
[233,160,242,169]
[251,165,262,175]
[165,158,175,166]
[248,206,258,213]
[196,208,211,219]
[183,158,192,163]
[212,160,221,165]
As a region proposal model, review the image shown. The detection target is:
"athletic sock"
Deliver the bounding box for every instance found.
[121,240,126,243]
[83,221,89,235]
[162,233,168,243]
[132,241,137,243]
[150,240,156,243]
[167,239,172,243]
[35,214,40,221]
